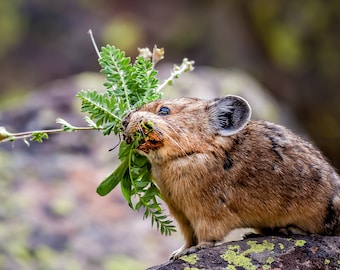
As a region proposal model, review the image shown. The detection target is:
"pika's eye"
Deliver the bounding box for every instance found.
[157,106,170,116]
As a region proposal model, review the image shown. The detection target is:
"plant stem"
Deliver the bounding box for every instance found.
[0,126,99,143]
[157,58,194,92]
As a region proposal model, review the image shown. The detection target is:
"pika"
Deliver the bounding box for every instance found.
[123,95,340,259]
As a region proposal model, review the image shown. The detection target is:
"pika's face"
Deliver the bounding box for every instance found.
[123,96,251,163]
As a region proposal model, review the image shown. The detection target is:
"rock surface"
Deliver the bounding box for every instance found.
[148,235,340,270]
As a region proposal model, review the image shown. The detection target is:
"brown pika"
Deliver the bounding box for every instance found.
[123,95,340,259]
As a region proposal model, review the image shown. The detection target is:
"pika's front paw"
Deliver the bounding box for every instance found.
[169,241,216,260]
[169,245,186,260]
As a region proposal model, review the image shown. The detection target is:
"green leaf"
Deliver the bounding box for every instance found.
[77,90,122,136]
[131,153,149,167]
[31,132,49,143]
[120,171,132,206]
[89,45,194,235]
[99,45,133,111]
[1,42,194,236]
[135,200,144,211]
[96,157,129,196]
[118,140,131,160]
[133,171,150,189]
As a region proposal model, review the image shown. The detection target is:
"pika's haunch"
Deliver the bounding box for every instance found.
[123,95,340,259]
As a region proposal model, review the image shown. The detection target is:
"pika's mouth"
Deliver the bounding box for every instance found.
[136,129,163,153]
[124,124,163,153]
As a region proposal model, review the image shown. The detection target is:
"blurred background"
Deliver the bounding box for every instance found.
[0,0,340,269]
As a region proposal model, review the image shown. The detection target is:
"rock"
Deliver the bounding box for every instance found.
[147,235,340,270]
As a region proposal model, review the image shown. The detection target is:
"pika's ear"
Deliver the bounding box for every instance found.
[209,95,251,136]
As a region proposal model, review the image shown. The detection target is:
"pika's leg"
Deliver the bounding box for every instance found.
[170,232,197,260]
[171,240,218,260]
[171,220,229,259]
[168,207,197,260]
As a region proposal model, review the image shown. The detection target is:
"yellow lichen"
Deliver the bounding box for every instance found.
[220,239,279,269]
[245,240,275,254]
[266,256,275,264]
[180,254,199,265]
[294,240,306,247]
[226,244,241,252]
[278,243,285,250]
[260,256,276,270]
[221,249,257,270]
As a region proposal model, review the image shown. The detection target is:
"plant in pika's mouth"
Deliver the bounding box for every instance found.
[0,30,194,236]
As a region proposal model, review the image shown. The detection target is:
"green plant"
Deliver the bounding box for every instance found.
[0,32,194,235]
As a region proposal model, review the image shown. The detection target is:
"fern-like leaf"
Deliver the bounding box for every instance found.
[77,90,123,135]
[99,45,133,111]
[81,45,193,235]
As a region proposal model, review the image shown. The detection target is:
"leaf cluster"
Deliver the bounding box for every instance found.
[98,139,175,235]
[77,45,162,136]
[78,45,178,235]
[0,42,194,236]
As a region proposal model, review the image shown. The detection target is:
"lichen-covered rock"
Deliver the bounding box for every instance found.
[147,235,340,270]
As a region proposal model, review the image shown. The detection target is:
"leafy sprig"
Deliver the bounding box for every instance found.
[81,44,187,235]
[0,34,194,235]
[0,124,96,146]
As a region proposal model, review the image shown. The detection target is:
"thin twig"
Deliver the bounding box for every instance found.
[88,29,101,58]
[157,58,194,92]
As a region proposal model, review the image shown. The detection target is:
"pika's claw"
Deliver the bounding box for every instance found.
[170,241,216,260]
[169,245,186,261]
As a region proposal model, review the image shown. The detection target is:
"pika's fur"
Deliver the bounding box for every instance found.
[123,95,340,259]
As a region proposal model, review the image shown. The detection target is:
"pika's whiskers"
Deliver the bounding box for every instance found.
[154,125,188,157]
